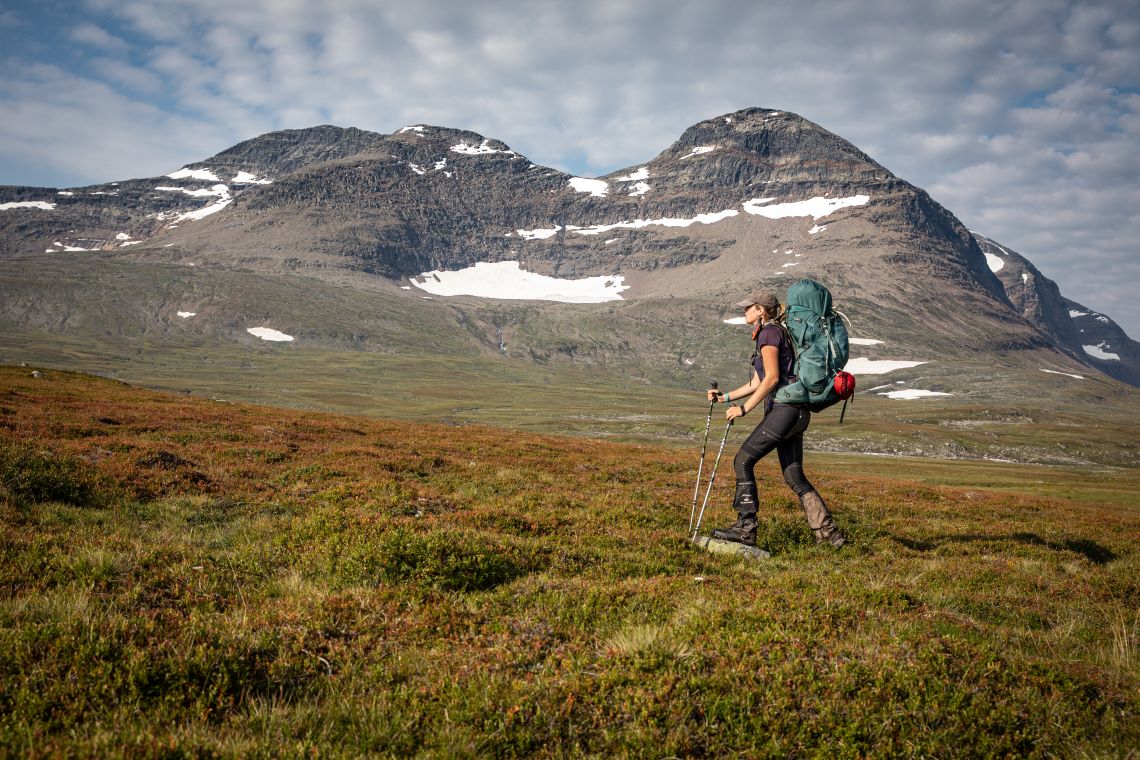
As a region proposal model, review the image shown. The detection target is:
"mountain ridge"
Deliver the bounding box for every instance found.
[1,107,1137,389]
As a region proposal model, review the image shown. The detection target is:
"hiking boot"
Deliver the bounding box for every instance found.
[712,513,758,546]
[800,490,846,549]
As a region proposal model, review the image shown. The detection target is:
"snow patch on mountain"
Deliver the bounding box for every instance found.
[155,183,234,224]
[45,241,90,252]
[1041,369,1085,379]
[1,201,55,211]
[410,261,627,303]
[742,195,870,220]
[518,209,741,240]
[572,210,739,236]
[680,146,716,160]
[156,185,230,198]
[232,171,272,184]
[1083,343,1120,361]
[879,389,953,400]
[627,182,651,197]
[1073,310,1112,324]
[984,252,1005,272]
[247,327,294,342]
[616,167,650,181]
[568,177,609,197]
[846,358,926,374]
[849,338,885,346]
[167,167,220,182]
[451,139,515,156]
[517,226,562,240]
[176,200,232,223]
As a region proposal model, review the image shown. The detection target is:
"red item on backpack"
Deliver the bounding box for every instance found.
[833,370,856,399]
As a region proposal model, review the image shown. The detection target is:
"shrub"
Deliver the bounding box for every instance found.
[0,442,110,507]
[348,528,530,591]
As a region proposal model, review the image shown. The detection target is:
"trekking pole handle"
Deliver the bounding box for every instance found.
[706,380,720,404]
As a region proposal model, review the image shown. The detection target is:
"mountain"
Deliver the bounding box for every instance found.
[0,107,1137,408]
[972,233,1140,386]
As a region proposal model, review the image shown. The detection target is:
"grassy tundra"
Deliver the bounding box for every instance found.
[1,367,1137,757]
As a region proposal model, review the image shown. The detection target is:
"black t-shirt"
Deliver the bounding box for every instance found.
[752,323,795,388]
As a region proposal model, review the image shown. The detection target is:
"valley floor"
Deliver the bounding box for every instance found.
[1,366,1137,757]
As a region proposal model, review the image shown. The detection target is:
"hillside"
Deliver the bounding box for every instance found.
[1,367,1137,756]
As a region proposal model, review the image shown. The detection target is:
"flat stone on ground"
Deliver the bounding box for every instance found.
[691,535,771,560]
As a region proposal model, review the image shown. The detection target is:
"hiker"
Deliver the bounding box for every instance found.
[705,291,846,548]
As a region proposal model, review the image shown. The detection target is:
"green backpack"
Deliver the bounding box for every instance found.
[774,279,853,411]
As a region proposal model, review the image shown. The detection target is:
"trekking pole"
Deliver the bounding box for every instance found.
[688,380,717,535]
[691,417,734,541]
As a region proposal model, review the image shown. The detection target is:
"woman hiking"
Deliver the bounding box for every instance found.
[706,291,846,549]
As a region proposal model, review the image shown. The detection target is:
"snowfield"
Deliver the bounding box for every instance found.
[247,327,294,342]
[742,195,870,220]
[879,389,953,400]
[517,226,562,240]
[1083,343,1120,361]
[410,261,628,303]
[1,201,55,211]
[615,167,649,181]
[451,140,515,156]
[846,358,926,374]
[167,167,220,182]
[568,177,609,197]
[679,146,716,160]
[156,184,230,198]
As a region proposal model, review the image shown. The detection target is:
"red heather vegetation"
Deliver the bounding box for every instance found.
[1,366,1137,757]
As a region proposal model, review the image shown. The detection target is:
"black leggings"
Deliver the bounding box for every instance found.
[731,403,814,512]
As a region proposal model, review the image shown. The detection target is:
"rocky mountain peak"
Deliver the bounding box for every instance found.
[201,125,392,179]
[653,108,895,188]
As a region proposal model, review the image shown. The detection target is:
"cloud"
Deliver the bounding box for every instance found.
[0,61,240,183]
[2,0,1138,335]
[68,22,130,53]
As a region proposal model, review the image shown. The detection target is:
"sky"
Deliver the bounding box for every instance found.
[2,0,1138,337]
